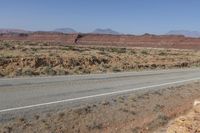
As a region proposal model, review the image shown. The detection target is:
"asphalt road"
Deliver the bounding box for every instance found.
[1,68,200,116]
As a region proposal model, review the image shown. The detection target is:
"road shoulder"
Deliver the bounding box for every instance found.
[1,82,200,133]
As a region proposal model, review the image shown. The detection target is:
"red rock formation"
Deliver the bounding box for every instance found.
[1,33,200,49]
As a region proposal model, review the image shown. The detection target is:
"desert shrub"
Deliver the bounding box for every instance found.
[28,42,39,46]
[22,69,38,76]
[61,47,69,51]
[56,69,69,75]
[158,51,167,56]
[110,48,126,53]
[131,127,141,133]
[42,43,49,46]
[22,69,33,76]
[150,64,157,69]
[74,106,92,115]
[67,46,75,50]
[2,42,10,48]
[82,69,91,74]
[141,50,148,55]
[0,72,4,77]
[112,67,121,72]
[14,69,23,76]
[74,48,85,52]
[89,56,104,65]
[31,48,38,52]
[64,46,86,52]
[153,104,165,112]
[148,113,169,130]
[43,67,56,75]
[48,53,54,56]
[21,48,27,52]
[58,112,65,119]
[68,58,81,67]
[180,62,189,67]
[130,50,136,54]
[98,51,109,56]
[156,114,169,125]
[97,47,106,51]
[87,122,103,130]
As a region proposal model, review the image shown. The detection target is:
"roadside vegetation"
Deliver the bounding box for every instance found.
[1,40,200,77]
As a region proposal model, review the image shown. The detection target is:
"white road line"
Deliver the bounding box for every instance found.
[0,77,200,113]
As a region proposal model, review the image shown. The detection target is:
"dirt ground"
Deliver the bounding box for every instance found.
[1,40,200,77]
[166,101,200,133]
[1,82,200,133]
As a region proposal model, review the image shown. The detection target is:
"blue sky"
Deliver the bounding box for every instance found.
[0,0,200,34]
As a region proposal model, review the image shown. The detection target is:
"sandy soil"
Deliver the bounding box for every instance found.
[1,40,200,77]
[1,82,200,133]
[166,101,200,133]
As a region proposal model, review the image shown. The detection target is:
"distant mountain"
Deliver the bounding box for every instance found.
[167,30,200,38]
[92,28,120,35]
[53,28,77,33]
[0,28,30,34]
